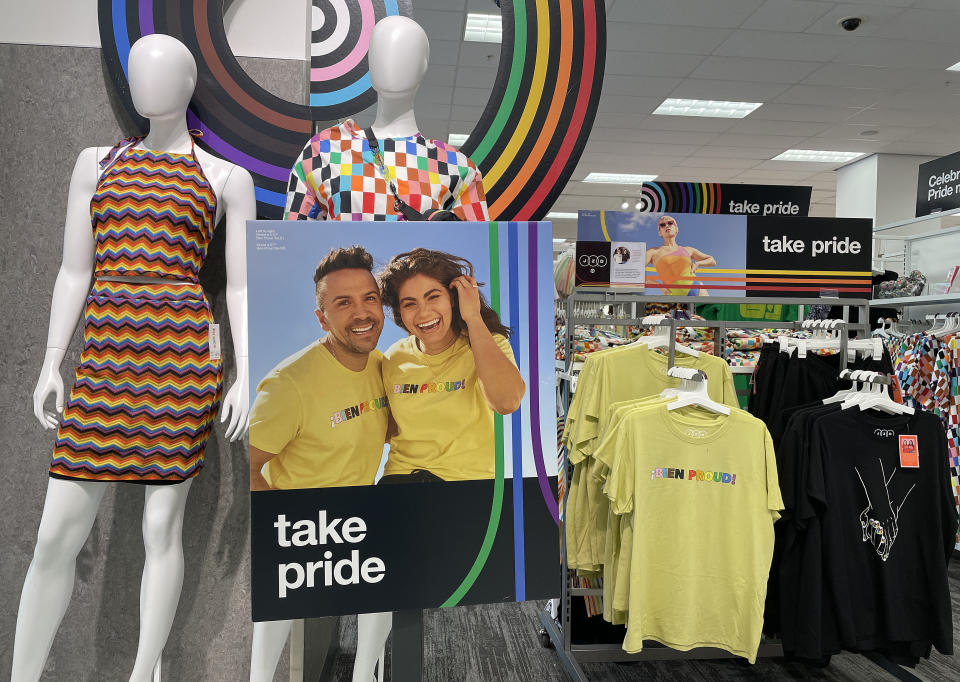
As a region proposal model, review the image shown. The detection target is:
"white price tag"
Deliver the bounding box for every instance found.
[208,323,222,361]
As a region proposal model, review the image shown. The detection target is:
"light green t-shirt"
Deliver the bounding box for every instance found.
[602,405,782,661]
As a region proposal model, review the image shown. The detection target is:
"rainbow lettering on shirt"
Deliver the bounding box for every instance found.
[392,379,467,395]
[649,467,737,485]
[329,395,388,429]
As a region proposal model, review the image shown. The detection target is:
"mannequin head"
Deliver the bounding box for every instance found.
[368,16,429,96]
[128,34,197,119]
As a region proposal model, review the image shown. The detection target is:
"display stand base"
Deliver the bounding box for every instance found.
[392,609,424,682]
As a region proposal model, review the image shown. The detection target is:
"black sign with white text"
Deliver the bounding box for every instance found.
[745,217,873,297]
[250,480,559,620]
[916,150,960,216]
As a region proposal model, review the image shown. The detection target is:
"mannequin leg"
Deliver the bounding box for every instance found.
[249,619,294,682]
[12,477,108,682]
[352,612,392,682]
[128,478,193,682]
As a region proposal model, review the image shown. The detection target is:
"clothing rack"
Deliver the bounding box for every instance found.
[541,289,872,681]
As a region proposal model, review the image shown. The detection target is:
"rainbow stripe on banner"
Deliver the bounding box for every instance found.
[443,222,558,606]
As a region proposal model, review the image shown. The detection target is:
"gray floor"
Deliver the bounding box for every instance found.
[329,560,960,681]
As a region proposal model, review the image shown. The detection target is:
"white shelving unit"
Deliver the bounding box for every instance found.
[872,209,960,309]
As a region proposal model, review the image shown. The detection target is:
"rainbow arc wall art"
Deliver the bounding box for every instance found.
[98,0,606,220]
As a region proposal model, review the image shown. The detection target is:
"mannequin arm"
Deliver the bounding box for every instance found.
[220,165,255,441]
[34,148,99,429]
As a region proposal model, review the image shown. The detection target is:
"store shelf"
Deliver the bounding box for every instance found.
[872,207,960,236]
[869,293,960,307]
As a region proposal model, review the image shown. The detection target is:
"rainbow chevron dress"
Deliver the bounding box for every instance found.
[50,135,223,484]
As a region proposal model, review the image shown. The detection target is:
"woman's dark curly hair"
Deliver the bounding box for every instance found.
[378,248,512,339]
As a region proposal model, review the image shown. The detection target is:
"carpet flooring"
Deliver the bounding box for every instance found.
[328,560,960,681]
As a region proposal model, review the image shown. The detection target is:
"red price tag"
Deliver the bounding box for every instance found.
[899,435,919,468]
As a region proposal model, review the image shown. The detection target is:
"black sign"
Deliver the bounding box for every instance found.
[745,217,873,298]
[638,181,812,216]
[916,150,960,216]
[251,480,559,620]
[574,241,612,286]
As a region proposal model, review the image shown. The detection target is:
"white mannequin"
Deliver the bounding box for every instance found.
[12,34,254,682]
[249,15,428,682]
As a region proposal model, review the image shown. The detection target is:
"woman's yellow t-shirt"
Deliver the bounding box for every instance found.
[382,333,516,481]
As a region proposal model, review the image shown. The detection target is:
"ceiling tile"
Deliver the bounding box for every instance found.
[426,64,457,87]
[416,9,465,37]
[802,63,947,90]
[605,24,734,55]
[874,8,960,44]
[749,103,864,123]
[597,94,664,115]
[833,36,960,70]
[453,65,497,89]
[707,133,808,149]
[450,105,484,123]
[586,128,720,146]
[714,30,845,62]
[602,75,684,98]
[691,56,821,83]
[773,84,886,108]
[725,119,833,136]
[805,123,914,143]
[606,51,704,78]
[607,0,766,27]
[666,79,790,102]
[457,42,501,67]
[675,157,762,169]
[451,87,492,107]
[741,0,834,31]
[427,40,462,67]
[638,114,739,133]
[844,108,949,128]
[694,145,789,160]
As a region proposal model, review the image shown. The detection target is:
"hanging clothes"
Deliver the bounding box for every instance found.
[768,401,956,666]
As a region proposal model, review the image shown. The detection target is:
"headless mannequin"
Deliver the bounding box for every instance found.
[12,34,254,682]
[249,15,427,682]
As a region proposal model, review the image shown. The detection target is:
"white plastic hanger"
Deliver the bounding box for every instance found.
[635,314,699,356]
[841,371,913,415]
[662,367,730,415]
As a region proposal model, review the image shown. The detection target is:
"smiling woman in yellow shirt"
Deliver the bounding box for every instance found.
[378,248,525,481]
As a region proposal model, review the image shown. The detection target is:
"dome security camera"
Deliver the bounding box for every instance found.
[838,16,863,31]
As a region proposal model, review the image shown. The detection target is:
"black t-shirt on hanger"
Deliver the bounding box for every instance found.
[809,409,956,659]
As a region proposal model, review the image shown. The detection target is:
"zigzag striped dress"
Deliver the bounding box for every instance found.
[50,135,223,484]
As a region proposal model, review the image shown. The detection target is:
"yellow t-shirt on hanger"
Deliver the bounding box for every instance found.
[602,405,782,662]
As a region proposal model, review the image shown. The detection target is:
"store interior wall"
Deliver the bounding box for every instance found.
[0,42,303,680]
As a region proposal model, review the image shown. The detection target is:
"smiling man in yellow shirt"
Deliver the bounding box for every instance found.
[249,245,389,491]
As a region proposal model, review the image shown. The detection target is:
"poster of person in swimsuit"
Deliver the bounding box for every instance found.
[576,211,747,296]
[645,215,715,296]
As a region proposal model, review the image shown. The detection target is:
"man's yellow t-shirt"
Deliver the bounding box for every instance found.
[249,340,388,489]
[602,405,783,662]
[382,333,517,481]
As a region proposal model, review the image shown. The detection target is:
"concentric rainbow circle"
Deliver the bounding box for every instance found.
[99,0,606,220]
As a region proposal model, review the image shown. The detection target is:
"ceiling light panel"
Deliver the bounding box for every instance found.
[546,212,579,220]
[464,13,502,44]
[772,149,865,163]
[447,133,469,146]
[653,98,762,118]
[947,61,960,72]
[583,173,657,184]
